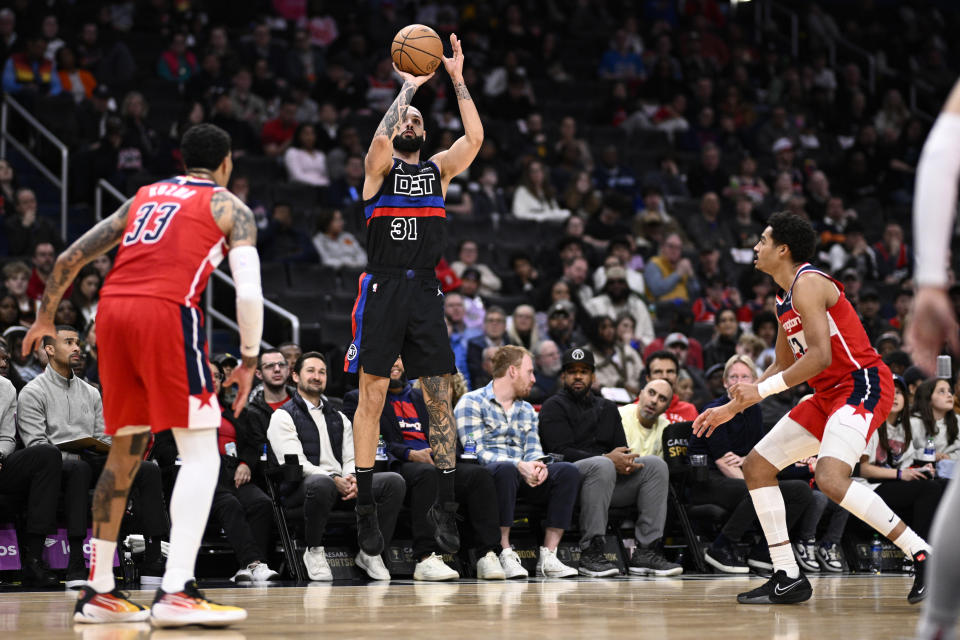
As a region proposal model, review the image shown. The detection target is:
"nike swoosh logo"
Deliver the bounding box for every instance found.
[774,580,804,596]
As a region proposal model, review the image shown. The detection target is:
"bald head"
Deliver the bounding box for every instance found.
[636,379,672,424]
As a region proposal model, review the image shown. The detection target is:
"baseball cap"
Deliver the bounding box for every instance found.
[548,300,575,318]
[461,267,481,281]
[665,332,689,348]
[876,331,901,348]
[705,362,725,379]
[841,267,860,281]
[92,84,110,99]
[561,347,595,371]
[859,287,879,301]
[772,137,793,154]
[216,352,239,368]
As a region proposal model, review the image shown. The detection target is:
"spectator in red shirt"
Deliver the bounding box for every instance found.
[26,241,70,303]
[261,96,299,158]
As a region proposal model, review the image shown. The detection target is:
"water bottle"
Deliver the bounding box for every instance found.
[376,436,388,461]
[260,443,268,462]
[462,437,477,460]
[923,437,936,464]
[870,534,883,574]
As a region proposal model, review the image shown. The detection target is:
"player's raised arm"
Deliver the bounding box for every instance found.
[23,197,135,355]
[431,34,483,183]
[906,78,960,372]
[212,189,263,412]
[366,66,434,181]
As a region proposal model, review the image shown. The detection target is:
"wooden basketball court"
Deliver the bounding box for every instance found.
[0,573,935,639]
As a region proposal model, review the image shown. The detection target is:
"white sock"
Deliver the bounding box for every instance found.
[891,526,931,558]
[749,486,799,578]
[770,543,800,579]
[88,538,117,592]
[161,428,219,593]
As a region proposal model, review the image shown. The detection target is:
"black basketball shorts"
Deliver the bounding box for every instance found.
[343,267,457,379]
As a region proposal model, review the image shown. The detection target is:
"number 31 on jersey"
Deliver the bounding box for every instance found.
[391,217,418,241]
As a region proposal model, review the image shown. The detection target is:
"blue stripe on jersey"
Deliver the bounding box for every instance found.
[180,305,212,395]
[845,367,882,410]
[364,194,445,218]
[347,274,373,374]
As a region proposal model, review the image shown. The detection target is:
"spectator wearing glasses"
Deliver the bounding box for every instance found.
[586,265,655,349]
[688,355,814,574]
[233,348,295,479]
[466,307,516,390]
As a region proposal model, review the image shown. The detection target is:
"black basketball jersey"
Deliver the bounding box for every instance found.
[362,158,447,270]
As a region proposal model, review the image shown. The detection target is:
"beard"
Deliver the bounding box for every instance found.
[541,361,562,377]
[567,383,590,401]
[392,133,424,153]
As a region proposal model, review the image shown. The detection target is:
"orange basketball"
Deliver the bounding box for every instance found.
[391,24,443,76]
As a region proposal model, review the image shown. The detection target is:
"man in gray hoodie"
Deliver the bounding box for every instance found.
[17,325,168,588]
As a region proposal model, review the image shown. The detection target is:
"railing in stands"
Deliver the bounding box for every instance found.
[93,178,301,349]
[0,94,69,241]
[94,178,127,221]
[206,270,300,350]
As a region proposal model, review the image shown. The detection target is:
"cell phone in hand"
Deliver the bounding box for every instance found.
[536,455,555,465]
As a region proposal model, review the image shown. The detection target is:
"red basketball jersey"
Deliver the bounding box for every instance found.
[100,176,227,308]
[775,263,883,391]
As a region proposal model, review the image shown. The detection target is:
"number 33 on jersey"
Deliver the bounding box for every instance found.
[100,175,229,308]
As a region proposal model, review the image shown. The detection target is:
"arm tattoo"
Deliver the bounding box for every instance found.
[421,375,457,469]
[374,81,417,140]
[37,198,132,318]
[453,80,472,102]
[213,191,256,246]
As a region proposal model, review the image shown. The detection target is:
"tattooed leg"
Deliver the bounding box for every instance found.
[421,374,457,470]
[91,426,150,540]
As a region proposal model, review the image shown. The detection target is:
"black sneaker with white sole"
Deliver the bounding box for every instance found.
[704,539,749,574]
[747,544,773,574]
[577,537,619,578]
[737,570,812,604]
[908,550,929,604]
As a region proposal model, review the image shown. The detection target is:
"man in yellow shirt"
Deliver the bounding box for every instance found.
[619,379,673,457]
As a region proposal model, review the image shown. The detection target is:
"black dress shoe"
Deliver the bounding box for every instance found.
[21,556,59,587]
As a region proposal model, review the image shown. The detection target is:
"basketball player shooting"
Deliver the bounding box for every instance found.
[694,212,930,605]
[22,124,260,627]
[907,77,960,640]
[347,34,483,557]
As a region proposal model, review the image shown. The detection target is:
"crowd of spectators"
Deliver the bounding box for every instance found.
[1,0,960,586]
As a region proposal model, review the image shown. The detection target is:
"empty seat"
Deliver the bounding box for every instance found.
[285,264,338,294]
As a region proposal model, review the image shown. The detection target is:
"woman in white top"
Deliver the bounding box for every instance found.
[284,123,330,187]
[858,377,945,540]
[511,159,570,222]
[910,379,960,462]
[312,209,366,269]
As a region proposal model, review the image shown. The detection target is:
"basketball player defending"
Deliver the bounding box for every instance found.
[23,124,261,626]
[694,212,930,605]
[907,78,960,640]
[347,34,482,556]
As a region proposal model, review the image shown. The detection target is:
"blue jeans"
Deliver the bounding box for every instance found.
[486,461,579,530]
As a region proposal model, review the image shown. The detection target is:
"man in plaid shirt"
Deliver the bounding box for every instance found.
[454,345,580,579]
